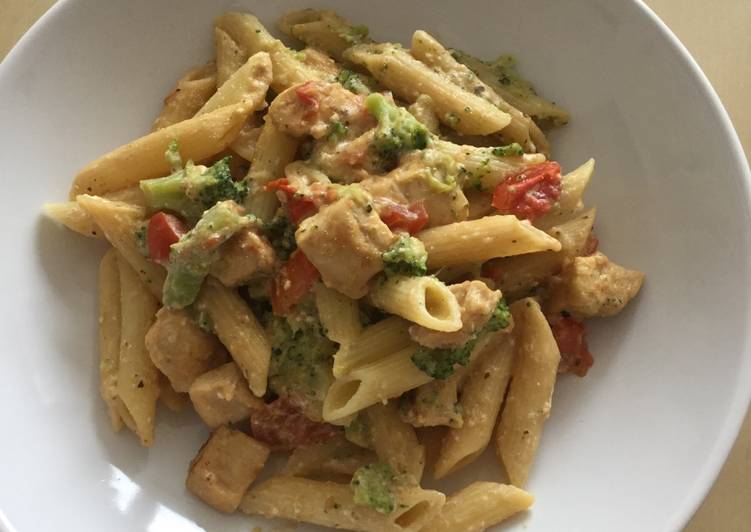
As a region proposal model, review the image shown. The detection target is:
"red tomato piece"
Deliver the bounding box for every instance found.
[249,397,341,451]
[295,81,320,114]
[271,249,320,315]
[379,200,429,234]
[492,161,562,221]
[266,178,318,225]
[147,211,187,265]
[550,317,594,377]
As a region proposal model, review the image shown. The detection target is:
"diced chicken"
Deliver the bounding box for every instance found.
[410,280,501,348]
[210,227,277,287]
[186,426,269,513]
[363,150,469,227]
[145,308,227,392]
[189,362,264,428]
[296,195,397,298]
[268,80,373,139]
[249,397,342,451]
[547,252,645,318]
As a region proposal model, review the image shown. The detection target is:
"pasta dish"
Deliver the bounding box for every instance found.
[44,9,645,531]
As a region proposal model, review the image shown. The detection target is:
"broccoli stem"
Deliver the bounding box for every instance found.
[163,201,252,308]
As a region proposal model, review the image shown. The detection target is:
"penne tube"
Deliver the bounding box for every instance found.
[282,437,377,479]
[76,195,165,300]
[423,482,534,532]
[240,476,444,532]
[324,345,430,423]
[195,51,272,116]
[333,316,413,378]
[434,332,515,478]
[195,277,271,397]
[496,298,561,487]
[369,276,462,332]
[98,248,124,430]
[151,62,217,131]
[115,254,160,446]
[418,215,562,268]
[44,201,102,238]
[365,401,426,481]
[70,102,252,199]
[345,43,510,135]
[315,283,362,346]
[213,27,249,87]
[535,158,595,229]
[278,9,370,63]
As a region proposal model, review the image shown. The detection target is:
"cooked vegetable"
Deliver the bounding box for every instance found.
[350,462,397,514]
[365,93,429,165]
[382,235,428,277]
[146,211,187,264]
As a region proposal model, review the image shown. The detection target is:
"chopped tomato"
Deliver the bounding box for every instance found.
[550,317,594,377]
[295,81,320,115]
[492,161,562,221]
[481,260,505,286]
[582,232,599,256]
[271,249,320,315]
[378,200,429,234]
[266,178,318,225]
[147,212,187,265]
[249,397,341,451]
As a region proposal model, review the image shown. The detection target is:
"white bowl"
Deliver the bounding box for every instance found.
[1,1,749,531]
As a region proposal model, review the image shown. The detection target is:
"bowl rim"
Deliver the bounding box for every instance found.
[1,1,750,531]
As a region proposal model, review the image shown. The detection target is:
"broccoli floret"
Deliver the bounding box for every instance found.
[365,93,429,165]
[491,143,524,157]
[411,341,475,380]
[140,142,248,222]
[328,121,349,140]
[163,201,252,308]
[340,24,369,44]
[411,298,511,379]
[485,298,512,332]
[335,68,368,94]
[351,463,397,514]
[262,214,297,261]
[382,236,428,277]
[267,313,336,420]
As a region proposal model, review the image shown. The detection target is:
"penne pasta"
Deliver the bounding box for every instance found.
[369,276,462,332]
[333,316,413,378]
[213,27,249,87]
[278,9,370,63]
[535,158,595,229]
[323,345,430,423]
[76,195,165,300]
[496,298,561,487]
[434,332,515,478]
[240,476,445,532]
[418,215,562,268]
[365,401,426,481]
[345,43,511,135]
[195,277,271,397]
[115,253,160,446]
[423,481,534,532]
[98,248,124,430]
[70,102,252,198]
[195,51,272,116]
[282,437,377,479]
[151,62,217,131]
[315,283,363,346]
[400,369,467,429]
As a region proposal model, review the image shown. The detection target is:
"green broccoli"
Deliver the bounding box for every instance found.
[382,236,428,277]
[411,298,511,379]
[335,68,368,94]
[163,201,252,308]
[140,142,248,222]
[340,24,369,44]
[267,313,336,420]
[365,93,429,165]
[490,143,524,157]
[411,341,475,380]
[351,463,397,514]
[262,214,297,261]
[328,121,349,140]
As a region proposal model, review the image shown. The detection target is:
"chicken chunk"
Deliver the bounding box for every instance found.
[547,252,645,319]
[363,150,469,227]
[186,426,269,513]
[268,80,373,139]
[296,195,397,298]
[210,227,277,287]
[189,362,264,428]
[410,280,501,348]
[145,308,227,392]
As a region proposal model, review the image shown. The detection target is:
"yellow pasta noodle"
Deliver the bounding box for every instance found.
[315,283,363,346]
[365,401,426,481]
[213,27,249,87]
[151,62,217,131]
[98,248,124,430]
[496,298,561,487]
[369,276,462,332]
[333,316,413,378]
[418,215,562,268]
[195,277,271,397]
[536,158,595,229]
[70,102,252,198]
[195,51,272,116]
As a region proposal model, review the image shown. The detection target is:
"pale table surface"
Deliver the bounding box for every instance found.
[1,1,749,530]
